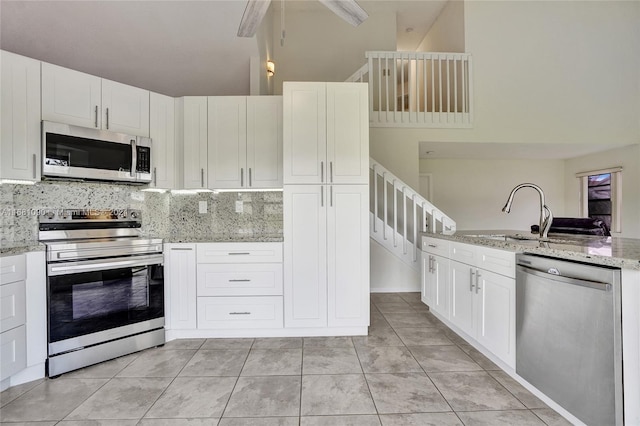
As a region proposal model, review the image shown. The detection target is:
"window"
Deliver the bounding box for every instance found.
[576,167,622,234]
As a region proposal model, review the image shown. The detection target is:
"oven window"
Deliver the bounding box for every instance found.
[48,265,164,343]
[46,132,132,171]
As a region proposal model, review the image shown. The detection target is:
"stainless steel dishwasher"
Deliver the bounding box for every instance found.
[516,253,623,426]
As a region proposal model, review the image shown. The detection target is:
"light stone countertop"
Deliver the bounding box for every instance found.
[0,241,45,257]
[424,230,640,270]
[163,235,284,244]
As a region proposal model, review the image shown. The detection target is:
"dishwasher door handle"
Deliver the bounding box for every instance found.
[517,264,611,291]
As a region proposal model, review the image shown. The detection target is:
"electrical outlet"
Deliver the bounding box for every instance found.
[235,200,243,213]
[198,201,207,214]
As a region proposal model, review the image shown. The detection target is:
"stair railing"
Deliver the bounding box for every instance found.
[370,158,456,264]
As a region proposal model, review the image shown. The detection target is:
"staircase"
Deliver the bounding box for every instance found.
[369,158,456,292]
[345,50,463,291]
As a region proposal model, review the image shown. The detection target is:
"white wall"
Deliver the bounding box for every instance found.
[417,0,465,53]
[420,158,566,231]
[564,144,640,238]
[271,8,396,95]
[370,129,419,189]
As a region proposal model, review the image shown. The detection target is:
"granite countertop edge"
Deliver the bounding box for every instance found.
[422,231,640,271]
[0,241,46,257]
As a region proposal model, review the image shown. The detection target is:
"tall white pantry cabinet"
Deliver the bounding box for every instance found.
[283,82,370,331]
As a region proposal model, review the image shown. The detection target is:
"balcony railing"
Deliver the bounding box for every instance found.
[347,51,473,128]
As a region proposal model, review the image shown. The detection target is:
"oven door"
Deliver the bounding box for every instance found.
[47,254,164,355]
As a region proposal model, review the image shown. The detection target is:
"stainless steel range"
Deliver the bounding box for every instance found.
[39,209,164,376]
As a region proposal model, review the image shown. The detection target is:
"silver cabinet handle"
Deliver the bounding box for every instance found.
[106,107,110,129]
[330,185,333,207]
[241,168,244,187]
[153,167,157,186]
[32,154,37,179]
[94,105,99,128]
[229,279,251,282]
[321,186,324,207]
[428,244,437,248]
[170,248,193,251]
[475,269,481,294]
[249,168,252,187]
[470,269,475,291]
[330,161,333,183]
[228,252,250,256]
[201,168,204,187]
[321,161,324,183]
[229,312,251,315]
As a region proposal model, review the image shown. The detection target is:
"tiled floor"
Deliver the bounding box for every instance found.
[0,292,573,425]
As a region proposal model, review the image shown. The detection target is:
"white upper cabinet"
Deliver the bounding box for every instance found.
[1,51,41,182]
[42,62,101,129]
[101,79,150,137]
[177,97,208,189]
[247,96,283,188]
[208,96,282,189]
[207,96,247,189]
[283,82,368,185]
[283,82,327,184]
[326,83,369,184]
[149,92,176,189]
[42,62,149,137]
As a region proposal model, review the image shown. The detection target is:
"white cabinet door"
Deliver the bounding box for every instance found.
[207,96,247,189]
[449,260,475,336]
[327,185,369,327]
[247,96,282,188]
[1,51,41,182]
[0,281,26,333]
[0,325,26,381]
[179,97,208,189]
[476,269,516,368]
[326,83,369,184]
[101,79,150,137]
[431,255,450,318]
[42,62,101,129]
[283,82,326,184]
[165,244,197,330]
[149,92,175,189]
[284,185,327,327]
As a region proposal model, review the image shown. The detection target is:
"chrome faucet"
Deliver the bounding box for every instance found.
[502,183,554,239]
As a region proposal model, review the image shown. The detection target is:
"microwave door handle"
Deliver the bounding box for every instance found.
[130,139,137,178]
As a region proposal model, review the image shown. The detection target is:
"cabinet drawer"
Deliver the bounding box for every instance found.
[0,325,27,380]
[476,246,516,278]
[197,243,283,263]
[197,296,283,329]
[450,242,477,265]
[0,255,26,286]
[0,281,26,333]
[422,237,450,257]
[197,263,283,296]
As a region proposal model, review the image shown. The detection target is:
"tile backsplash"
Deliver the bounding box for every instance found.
[0,181,282,243]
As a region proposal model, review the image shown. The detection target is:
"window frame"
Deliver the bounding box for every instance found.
[576,167,622,234]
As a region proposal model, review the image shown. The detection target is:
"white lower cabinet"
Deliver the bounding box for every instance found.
[197,296,283,329]
[165,244,197,330]
[0,252,46,390]
[283,185,369,329]
[422,238,450,319]
[421,237,516,368]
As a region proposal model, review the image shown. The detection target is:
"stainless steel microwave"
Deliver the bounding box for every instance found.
[42,121,152,184]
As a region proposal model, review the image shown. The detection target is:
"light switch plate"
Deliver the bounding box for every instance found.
[199,201,207,214]
[235,200,243,213]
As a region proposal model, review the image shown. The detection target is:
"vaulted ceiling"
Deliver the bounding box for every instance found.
[0,0,447,97]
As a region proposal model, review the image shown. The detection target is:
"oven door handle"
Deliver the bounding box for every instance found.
[48,254,164,276]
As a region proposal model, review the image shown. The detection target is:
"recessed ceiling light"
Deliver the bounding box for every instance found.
[406,27,414,33]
